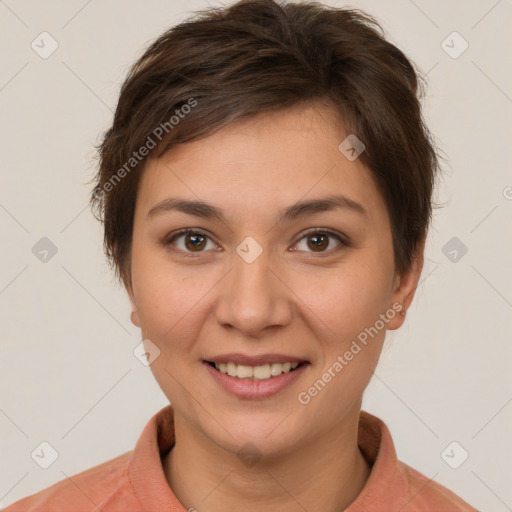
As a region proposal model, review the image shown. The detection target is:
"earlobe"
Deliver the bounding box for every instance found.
[128,291,141,327]
[125,280,141,328]
[131,309,141,327]
[387,238,425,330]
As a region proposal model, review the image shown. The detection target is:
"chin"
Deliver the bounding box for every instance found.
[204,407,306,455]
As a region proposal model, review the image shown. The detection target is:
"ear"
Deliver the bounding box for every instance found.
[130,302,141,328]
[124,278,141,328]
[386,237,425,330]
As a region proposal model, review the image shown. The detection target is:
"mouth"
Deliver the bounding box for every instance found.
[204,360,308,380]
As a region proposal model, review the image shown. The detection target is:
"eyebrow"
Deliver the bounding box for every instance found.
[147,194,367,223]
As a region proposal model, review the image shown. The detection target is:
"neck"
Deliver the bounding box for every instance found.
[162,404,370,512]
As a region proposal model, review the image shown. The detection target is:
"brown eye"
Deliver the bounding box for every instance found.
[184,232,207,251]
[307,233,329,251]
[294,229,345,254]
[165,229,216,254]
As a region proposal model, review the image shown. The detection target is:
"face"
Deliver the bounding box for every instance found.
[127,102,422,457]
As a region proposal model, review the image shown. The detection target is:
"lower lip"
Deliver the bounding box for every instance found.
[203,361,309,399]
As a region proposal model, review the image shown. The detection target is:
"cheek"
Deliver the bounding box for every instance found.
[293,259,391,423]
[296,255,395,343]
[134,274,201,343]
[130,243,220,354]
[292,248,394,405]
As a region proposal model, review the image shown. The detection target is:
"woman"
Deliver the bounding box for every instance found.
[4,0,478,510]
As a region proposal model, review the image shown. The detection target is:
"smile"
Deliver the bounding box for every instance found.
[207,361,304,380]
[203,358,310,399]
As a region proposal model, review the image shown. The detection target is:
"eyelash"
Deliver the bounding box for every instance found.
[162,227,348,258]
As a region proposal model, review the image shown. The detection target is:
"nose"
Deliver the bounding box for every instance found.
[214,247,293,337]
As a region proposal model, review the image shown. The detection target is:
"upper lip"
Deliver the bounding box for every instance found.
[204,353,308,366]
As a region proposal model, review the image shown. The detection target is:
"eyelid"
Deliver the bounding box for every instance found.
[163,228,219,256]
[163,227,348,255]
[291,227,348,255]
[294,227,348,245]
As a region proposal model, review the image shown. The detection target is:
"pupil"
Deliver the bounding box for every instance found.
[188,234,205,250]
[310,234,327,251]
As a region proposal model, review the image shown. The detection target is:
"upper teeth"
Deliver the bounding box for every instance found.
[214,361,301,380]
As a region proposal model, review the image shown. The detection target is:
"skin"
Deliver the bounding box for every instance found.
[126,101,424,512]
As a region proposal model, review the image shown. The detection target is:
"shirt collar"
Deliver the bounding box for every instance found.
[347,410,410,511]
[128,404,181,511]
[128,405,409,511]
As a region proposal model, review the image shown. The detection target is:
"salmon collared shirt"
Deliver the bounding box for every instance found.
[3,405,478,512]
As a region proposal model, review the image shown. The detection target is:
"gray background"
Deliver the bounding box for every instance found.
[1,0,511,510]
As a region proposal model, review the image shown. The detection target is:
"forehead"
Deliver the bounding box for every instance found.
[135,103,387,224]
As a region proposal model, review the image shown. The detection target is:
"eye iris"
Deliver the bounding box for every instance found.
[308,233,328,251]
[185,233,206,251]
[178,231,335,253]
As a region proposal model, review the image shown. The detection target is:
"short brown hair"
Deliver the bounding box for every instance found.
[90,0,439,290]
